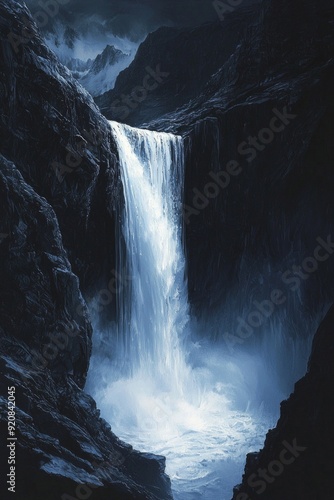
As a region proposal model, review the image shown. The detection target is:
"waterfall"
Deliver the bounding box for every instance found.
[109,121,190,391]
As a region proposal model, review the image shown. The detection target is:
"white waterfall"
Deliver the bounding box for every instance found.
[109,121,190,391]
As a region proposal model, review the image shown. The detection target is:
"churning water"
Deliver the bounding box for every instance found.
[86,122,310,499]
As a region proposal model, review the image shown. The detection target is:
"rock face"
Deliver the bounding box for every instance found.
[0,154,92,386]
[0,336,171,500]
[0,2,172,499]
[0,0,121,304]
[232,303,334,500]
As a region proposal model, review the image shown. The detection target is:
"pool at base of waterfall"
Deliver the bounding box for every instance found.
[116,408,270,500]
[86,360,275,500]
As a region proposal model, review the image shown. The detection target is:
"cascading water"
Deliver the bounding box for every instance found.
[86,122,311,499]
[110,121,190,390]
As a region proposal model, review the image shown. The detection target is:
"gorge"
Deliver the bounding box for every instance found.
[1,0,334,499]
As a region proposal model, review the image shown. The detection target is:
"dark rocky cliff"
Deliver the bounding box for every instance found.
[232,302,334,500]
[0,154,92,386]
[0,0,120,300]
[0,1,172,499]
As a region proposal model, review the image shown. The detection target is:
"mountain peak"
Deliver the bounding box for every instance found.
[91,44,126,74]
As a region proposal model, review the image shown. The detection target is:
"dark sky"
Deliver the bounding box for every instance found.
[25,0,222,40]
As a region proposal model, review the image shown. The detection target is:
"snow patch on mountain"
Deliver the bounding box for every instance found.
[79,45,132,96]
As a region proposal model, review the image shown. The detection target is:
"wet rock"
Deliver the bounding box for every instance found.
[0,337,172,500]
